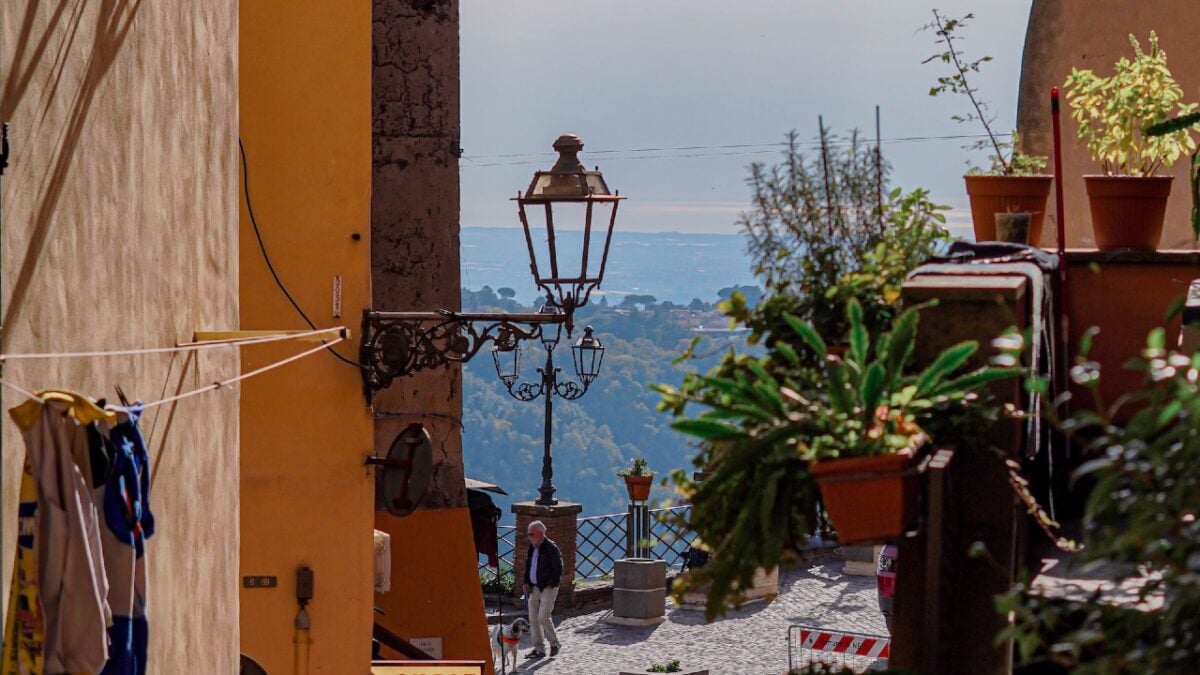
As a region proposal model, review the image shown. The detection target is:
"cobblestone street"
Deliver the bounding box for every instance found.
[497,555,889,675]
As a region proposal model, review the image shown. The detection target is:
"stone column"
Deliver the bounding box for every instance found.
[512,501,583,610]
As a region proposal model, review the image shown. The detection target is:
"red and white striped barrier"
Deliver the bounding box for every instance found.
[793,627,890,659]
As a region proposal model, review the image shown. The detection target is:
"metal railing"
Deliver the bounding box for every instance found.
[478,505,696,582]
[576,504,694,580]
[478,525,517,578]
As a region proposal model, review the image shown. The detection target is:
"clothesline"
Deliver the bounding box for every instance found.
[0,333,346,411]
[0,326,346,362]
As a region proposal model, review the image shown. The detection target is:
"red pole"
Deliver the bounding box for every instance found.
[1051,87,1071,409]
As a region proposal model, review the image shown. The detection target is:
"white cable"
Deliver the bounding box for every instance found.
[0,327,345,362]
[0,334,345,411]
[139,335,345,411]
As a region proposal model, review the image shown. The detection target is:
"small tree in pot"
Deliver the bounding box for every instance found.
[1064,32,1197,250]
[924,9,1051,245]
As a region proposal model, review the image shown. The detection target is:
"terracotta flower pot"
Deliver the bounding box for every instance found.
[964,175,1053,244]
[624,475,654,502]
[810,452,916,544]
[1084,175,1173,250]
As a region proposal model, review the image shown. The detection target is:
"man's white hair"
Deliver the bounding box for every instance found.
[527,520,547,533]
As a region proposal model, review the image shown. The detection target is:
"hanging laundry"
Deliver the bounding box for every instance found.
[7,393,113,675]
[94,405,154,675]
[1,458,46,675]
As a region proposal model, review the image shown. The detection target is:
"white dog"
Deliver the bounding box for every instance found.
[491,617,530,672]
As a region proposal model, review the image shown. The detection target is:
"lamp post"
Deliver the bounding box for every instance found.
[493,315,605,506]
[359,134,622,403]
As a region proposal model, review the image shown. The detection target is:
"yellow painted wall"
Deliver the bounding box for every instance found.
[375,508,493,673]
[239,1,374,673]
[1,2,241,672]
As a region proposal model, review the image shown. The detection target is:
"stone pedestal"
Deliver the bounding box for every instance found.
[842,545,882,577]
[512,501,582,610]
[608,558,666,626]
[679,567,779,611]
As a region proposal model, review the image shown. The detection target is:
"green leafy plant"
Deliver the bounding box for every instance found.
[617,457,653,478]
[654,299,1016,618]
[924,10,1048,176]
[997,327,1200,672]
[1146,111,1200,237]
[648,660,682,673]
[1064,32,1197,176]
[738,135,951,345]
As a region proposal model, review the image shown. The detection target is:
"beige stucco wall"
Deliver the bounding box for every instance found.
[1018,0,1200,248]
[1,2,240,672]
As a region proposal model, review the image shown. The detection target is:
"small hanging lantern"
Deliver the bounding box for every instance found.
[571,326,605,386]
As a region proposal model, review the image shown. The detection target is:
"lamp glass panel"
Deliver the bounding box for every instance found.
[492,345,521,382]
[572,341,604,380]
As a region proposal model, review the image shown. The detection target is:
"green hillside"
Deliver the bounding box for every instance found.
[460,286,756,519]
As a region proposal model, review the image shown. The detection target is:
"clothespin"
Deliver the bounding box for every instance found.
[114,384,131,408]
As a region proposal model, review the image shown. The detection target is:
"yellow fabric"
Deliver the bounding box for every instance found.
[2,459,45,675]
[9,391,114,431]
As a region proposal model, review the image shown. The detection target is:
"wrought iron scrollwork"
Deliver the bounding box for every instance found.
[360,309,561,404]
[497,364,589,404]
[552,378,586,401]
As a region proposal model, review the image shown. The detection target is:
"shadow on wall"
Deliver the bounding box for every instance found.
[1,0,142,331]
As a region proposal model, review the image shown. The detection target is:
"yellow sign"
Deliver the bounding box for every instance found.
[371,662,484,675]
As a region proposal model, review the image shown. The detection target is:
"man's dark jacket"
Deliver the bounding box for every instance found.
[524,538,564,590]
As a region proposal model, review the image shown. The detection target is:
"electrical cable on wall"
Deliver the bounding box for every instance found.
[239,138,361,369]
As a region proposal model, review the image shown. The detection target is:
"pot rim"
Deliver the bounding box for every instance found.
[963,173,1054,180]
[1082,174,1175,181]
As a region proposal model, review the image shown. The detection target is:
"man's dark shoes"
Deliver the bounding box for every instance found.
[550,645,561,657]
[526,649,546,659]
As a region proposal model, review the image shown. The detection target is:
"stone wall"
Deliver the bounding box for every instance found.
[513,502,583,610]
[0,2,240,671]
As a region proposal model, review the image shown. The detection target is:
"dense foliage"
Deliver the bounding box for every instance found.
[738,129,950,343]
[1000,328,1200,673]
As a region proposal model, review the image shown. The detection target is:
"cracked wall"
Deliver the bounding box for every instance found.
[370,1,492,668]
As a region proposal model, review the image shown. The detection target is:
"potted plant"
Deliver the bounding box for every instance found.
[792,299,1016,543]
[618,458,655,502]
[618,660,708,675]
[925,11,1051,245]
[1063,32,1198,249]
[656,298,1015,618]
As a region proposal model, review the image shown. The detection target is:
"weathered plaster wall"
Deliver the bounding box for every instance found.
[0,2,240,672]
[239,1,375,672]
[1018,1,1200,248]
[371,0,492,669]
[371,0,464,510]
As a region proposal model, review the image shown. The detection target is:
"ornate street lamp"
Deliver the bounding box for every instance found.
[491,321,605,506]
[360,134,622,404]
[515,134,622,334]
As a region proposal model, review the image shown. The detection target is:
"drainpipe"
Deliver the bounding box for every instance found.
[293,606,311,675]
[294,566,314,675]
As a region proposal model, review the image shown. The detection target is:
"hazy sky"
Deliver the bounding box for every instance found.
[461,1,1034,237]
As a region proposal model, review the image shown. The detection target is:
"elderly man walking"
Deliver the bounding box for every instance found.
[522,520,563,658]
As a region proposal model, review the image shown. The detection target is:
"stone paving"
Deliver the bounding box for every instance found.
[497,554,889,675]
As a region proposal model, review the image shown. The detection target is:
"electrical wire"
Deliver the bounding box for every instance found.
[239,138,361,369]
[460,133,995,167]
